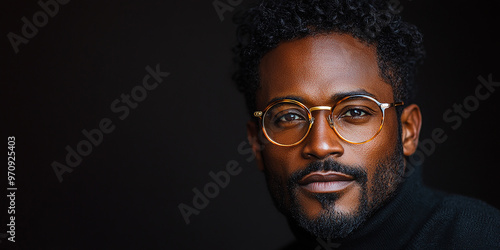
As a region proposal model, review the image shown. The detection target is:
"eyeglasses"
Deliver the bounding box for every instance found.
[253,95,403,146]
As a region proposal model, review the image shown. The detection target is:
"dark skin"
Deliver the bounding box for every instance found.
[247,33,422,221]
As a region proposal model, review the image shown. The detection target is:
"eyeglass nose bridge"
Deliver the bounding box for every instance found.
[308,106,334,127]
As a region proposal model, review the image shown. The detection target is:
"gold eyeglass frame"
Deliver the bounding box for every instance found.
[253,95,404,146]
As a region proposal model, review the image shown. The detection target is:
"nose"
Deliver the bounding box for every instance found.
[302,111,344,160]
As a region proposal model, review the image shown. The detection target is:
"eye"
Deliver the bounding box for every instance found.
[343,108,368,118]
[278,113,304,122]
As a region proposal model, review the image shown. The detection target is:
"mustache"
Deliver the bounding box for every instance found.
[288,159,368,187]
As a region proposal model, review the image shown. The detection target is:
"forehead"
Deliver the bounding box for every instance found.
[257,33,393,108]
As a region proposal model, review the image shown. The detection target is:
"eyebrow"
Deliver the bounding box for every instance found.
[264,89,377,108]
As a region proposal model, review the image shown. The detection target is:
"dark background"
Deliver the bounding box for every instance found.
[1,0,499,249]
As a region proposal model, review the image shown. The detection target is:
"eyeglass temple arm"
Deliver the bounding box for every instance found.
[380,102,404,110]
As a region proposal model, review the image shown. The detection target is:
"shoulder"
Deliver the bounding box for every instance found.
[440,194,500,216]
[410,193,500,249]
[436,194,500,227]
[435,195,500,235]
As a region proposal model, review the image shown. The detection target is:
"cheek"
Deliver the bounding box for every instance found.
[343,114,400,173]
[261,146,306,207]
[362,114,400,187]
[261,146,304,177]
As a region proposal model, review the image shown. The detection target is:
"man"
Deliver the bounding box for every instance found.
[233,0,500,249]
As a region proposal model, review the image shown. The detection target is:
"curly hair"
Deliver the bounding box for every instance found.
[232,0,425,117]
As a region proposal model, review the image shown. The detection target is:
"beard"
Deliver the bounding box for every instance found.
[262,140,405,241]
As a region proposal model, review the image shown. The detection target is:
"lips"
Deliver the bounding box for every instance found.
[298,171,355,193]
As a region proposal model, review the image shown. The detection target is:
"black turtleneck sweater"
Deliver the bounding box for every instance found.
[282,169,500,249]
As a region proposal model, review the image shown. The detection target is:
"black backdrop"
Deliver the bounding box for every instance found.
[1,1,499,249]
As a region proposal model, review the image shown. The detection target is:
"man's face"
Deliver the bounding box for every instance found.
[250,33,407,239]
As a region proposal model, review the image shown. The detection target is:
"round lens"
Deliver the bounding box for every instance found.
[331,96,383,143]
[263,102,311,146]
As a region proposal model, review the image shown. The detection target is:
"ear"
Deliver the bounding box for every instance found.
[247,120,265,171]
[400,104,422,156]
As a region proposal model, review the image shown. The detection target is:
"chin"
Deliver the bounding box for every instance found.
[289,190,370,240]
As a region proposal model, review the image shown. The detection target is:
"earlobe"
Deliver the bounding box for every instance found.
[246,120,265,171]
[400,104,422,156]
